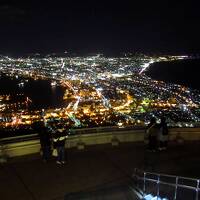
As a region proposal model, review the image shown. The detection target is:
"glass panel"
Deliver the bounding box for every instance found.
[159,184,175,200]
[176,187,196,200]
[145,180,157,197]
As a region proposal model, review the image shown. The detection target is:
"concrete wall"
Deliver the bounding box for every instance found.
[1,128,200,158]
[169,128,200,141]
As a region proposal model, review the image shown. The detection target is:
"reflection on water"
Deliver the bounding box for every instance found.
[0,74,66,110]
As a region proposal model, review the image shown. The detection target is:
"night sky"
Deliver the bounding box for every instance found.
[0,0,200,56]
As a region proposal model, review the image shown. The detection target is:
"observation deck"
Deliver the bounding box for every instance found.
[0,127,200,200]
[1,127,200,199]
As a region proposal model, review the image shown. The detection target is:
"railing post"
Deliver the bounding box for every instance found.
[143,172,146,197]
[157,174,160,199]
[196,179,199,200]
[174,176,179,200]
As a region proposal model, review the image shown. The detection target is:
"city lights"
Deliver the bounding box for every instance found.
[0,54,199,132]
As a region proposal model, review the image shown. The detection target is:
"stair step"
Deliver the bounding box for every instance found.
[143,194,168,200]
[143,194,154,200]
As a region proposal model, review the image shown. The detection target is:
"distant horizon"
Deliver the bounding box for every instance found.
[0,51,199,58]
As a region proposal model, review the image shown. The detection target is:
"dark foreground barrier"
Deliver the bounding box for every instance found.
[133,168,200,200]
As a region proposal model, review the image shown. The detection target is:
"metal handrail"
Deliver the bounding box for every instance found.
[134,168,200,200]
[135,176,199,191]
[139,170,199,182]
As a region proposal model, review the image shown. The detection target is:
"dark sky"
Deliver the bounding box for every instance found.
[0,0,200,55]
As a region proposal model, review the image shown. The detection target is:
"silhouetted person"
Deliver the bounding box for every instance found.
[53,126,68,165]
[146,117,159,151]
[33,120,51,162]
[158,117,169,150]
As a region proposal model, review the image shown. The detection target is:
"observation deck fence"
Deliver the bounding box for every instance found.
[133,168,200,200]
[0,125,144,144]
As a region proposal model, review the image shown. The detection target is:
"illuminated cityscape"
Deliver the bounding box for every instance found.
[1,1,200,199]
[0,54,200,134]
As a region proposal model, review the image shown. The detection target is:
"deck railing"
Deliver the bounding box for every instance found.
[133,168,200,200]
